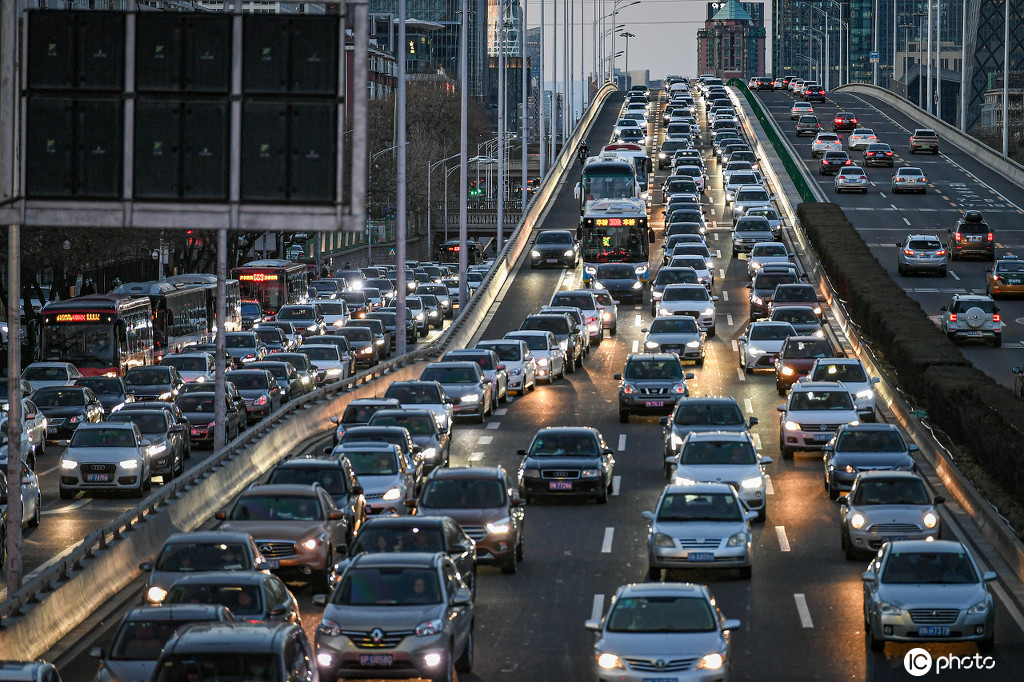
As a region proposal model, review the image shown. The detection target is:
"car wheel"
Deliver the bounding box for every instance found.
[475,406,485,424]
[868,624,886,652]
[500,550,518,574]
[596,479,609,504]
[696,355,705,367]
[132,481,145,498]
[781,444,794,460]
[610,324,617,336]
[844,534,860,561]
[777,384,787,396]
[59,486,73,500]
[619,410,629,424]
[738,565,752,579]
[978,633,995,653]
[566,354,576,373]
[455,626,474,673]
[647,566,661,581]
[994,334,1002,347]
[707,326,716,338]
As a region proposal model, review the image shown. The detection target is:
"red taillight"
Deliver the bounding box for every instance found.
[834,118,842,124]
[935,249,946,256]
[987,233,994,241]
[904,249,915,256]
[844,160,852,165]
[993,313,1001,322]
[851,119,858,124]
[954,232,962,242]
[885,151,893,156]
[949,313,957,322]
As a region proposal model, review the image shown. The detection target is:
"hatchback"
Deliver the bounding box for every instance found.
[896,234,948,276]
[476,338,537,394]
[332,442,419,516]
[738,321,797,374]
[795,115,820,136]
[840,471,943,558]
[811,132,841,158]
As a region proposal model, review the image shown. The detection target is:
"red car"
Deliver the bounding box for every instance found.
[833,111,858,131]
[775,336,844,395]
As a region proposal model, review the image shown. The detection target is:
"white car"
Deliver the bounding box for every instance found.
[299,344,350,384]
[476,338,538,395]
[747,242,792,278]
[777,381,861,459]
[667,255,714,291]
[657,284,718,337]
[21,362,83,390]
[745,207,783,238]
[504,330,566,383]
[58,421,153,498]
[811,132,842,158]
[724,171,765,204]
[313,300,351,331]
[738,321,797,373]
[848,128,879,150]
[2,398,47,464]
[731,185,773,220]
[834,166,869,193]
[790,101,814,119]
[159,352,216,383]
[669,431,772,520]
[804,357,881,422]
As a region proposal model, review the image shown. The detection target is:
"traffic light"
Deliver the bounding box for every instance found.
[469,180,483,197]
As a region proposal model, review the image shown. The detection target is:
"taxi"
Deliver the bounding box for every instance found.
[986,256,1024,298]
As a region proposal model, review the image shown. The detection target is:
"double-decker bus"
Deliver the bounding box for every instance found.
[230,259,309,318]
[110,281,210,360]
[580,198,651,285]
[38,295,154,376]
[601,143,653,205]
[574,155,642,222]
[164,273,243,334]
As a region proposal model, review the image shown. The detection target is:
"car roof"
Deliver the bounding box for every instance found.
[906,234,942,240]
[625,352,684,361]
[426,466,506,481]
[163,530,254,545]
[274,457,346,470]
[838,422,900,432]
[348,398,402,406]
[166,571,268,586]
[242,483,320,497]
[351,552,443,569]
[664,481,738,495]
[532,426,599,437]
[791,380,849,392]
[74,421,136,431]
[617,582,707,599]
[124,604,229,622]
[164,622,296,653]
[854,470,924,482]
[683,431,752,442]
[360,515,448,531]
[886,539,966,554]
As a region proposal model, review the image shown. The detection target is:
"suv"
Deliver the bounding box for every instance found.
[948,210,994,260]
[154,622,315,682]
[667,431,771,520]
[615,353,695,423]
[939,293,1003,346]
[314,552,474,682]
[832,111,858,131]
[777,381,861,459]
[412,466,525,574]
[803,83,826,101]
[909,128,939,154]
[795,114,821,136]
[896,234,949,276]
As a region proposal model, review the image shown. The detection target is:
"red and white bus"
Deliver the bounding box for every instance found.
[38,295,154,376]
[230,259,309,317]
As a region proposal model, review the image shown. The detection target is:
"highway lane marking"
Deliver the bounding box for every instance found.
[879,192,887,198]
[612,476,621,495]
[718,268,725,279]
[752,433,762,450]
[494,408,508,416]
[890,204,899,211]
[591,594,605,622]
[744,398,754,414]
[631,339,639,353]
[794,594,814,628]
[715,250,722,258]
[477,436,493,445]
[634,314,642,326]
[722,290,729,301]
[950,271,960,281]
[736,367,746,382]
[617,434,627,451]
[469,451,484,462]
[904,217,911,225]
[726,314,734,326]
[731,339,739,352]
[776,526,791,552]
[765,474,774,495]
[486,422,500,430]
[41,499,90,516]
[601,527,615,553]
[712,232,719,241]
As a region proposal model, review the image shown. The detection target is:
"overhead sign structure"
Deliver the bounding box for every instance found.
[870,51,879,63]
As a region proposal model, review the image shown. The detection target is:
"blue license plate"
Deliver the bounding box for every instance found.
[642,679,677,682]
[885,535,908,542]
[549,481,573,491]
[813,434,832,442]
[966,331,982,336]
[85,473,110,482]
[688,552,714,562]
[645,400,665,408]
[47,426,58,434]
[918,626,950,637]
[359,654,393,666]
[546,258,559,264]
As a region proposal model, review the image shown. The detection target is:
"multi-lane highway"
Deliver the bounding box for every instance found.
[39,87,1024,682]
[755,87,1024,387]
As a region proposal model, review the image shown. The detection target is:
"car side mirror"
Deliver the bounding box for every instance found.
[312,594,328,607]
[215,510,228,520]
[664,456,676,465]
[908,444,920,452]
[139,562,153,572]
[684,372,695,380]
[983,571,998,582]
[658,417,668,426]
[870,377,880,385]
[89,647,104,659]
[748,416,759,427]
[269,604,288,617]
[58,439,70,447]
[584,619,601,631]
[641,328,649,333]
[641,510,655,521]
[328,510,344,520]
[512,498,526,507]
[744,510,758,522]
[613,373,622,380]
[722,618,741,632]
[934,495,945,505]
[517,449,527,456]
[760,455,773,465]
[861,571,876,582]
[323,446,334,455]
[836,350,846,358]
[776,405,785,412]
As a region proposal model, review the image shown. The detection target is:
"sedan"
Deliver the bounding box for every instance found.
[746,242,791,278]
[504,330,565,383]
[585,582,740,680]
[790,101,814,119]
[105,409,186,481]
[863,540,996,651]
[441,348,509,408]
[731,216,776,257]
[123,366,185,403]
[891,166,927,194]
[668,431,771,520]
[225,369,284,423]
[822,423,918,500]
[476,339,538,395]
[298,344,350,385]
[657,284,718,336]
[642,317,706,365]
[777,381,860,459]
[30,386,104,440]
[769,306,824,337]
[21,361,82,390]
[419,361,493,422]
[818,151,852,175]
[73,376,132,416]
[840,471,943,559]
[862,142,895,167]
[834,166,868,193]
[332,443,418,515]
[643,482,756,579]
[848,128,878,150]
[369,408,450,471]
[832,111,858,131]
[247,361,306,403]
[517,426,615,504]
[175,391,246,446]
[811,132,841,158]
[592,263,644,304]
[163,571,301,625]
[738,321,797,374]
[806,357,880,421]
[795,115,821,136]
[159,352,215,383]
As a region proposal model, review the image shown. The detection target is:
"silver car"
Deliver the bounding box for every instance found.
[731,185,773,220]
[834,166,868,193]
[643,482,756,580]
[840,471,943,559]
[591,289,619,335]
[862,540,996,651]
[738,321,797,374]
[731,216,776,257]
[313,552,474,681]
[768,306,824,337]
[745,207,782,238]
[642,317,706,365]
[661,397,759,471]
[891,166,927,194]
[58,422,152,498]
[939,293,1003,346]
[806,357,880,421]
[746,242,791,278]
[331,443,417,515]
[656,284,717,336]
[419,361,493,423]
[669,431,771,520]
[476,339,538,395]
[383,380,455,436]
[504,330,565,384]
[585,582,740,681]
[896,234,949,277]
[441,348,509,408]
[777,381,861,459]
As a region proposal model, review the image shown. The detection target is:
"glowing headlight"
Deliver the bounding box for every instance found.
[751,295,763,305]
[326,368,342,376]
[645,341,660,349]
[923,511,938,529]
[301,537,319,551]
[783,420,800,431]
[307,323,320,331]
[158,391,173,401]
[382,487,402,501]
[686,340,701,348]
[333,319,345,327]
[632,281,643,289]
[537,358,549,367]
[148,443,167,456]
[459,393,480,403]
[653,290,663,299]
[420,447,438,460]
[147,586,168,603]
[423,652,443,667]
[702,307,715,316]
[531,250,541,258]
[855,389,874,401]
[596,653,624,670]
[673,476,697,486]
[850,513,865,529]
[781,366,794,376]
[671,433,684,449]
[580,469,599,478]
[415,618,444,636]
[195,376,207,383]
[813,306,822,315]
[119,459,140,470]
[697,653,725,670]
[659,307,671,316]
[740,476,763,489]
[60,459,78,470]
[486,520,512,534]
[563,249,574,257]
[844,464,856,474]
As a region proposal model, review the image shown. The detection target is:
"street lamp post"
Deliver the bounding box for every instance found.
[610,1,640,85]
[428,153,460,259]
[498,0,507,253]
[539,0,546,176]
[368,143,407,264]
[620,31,635,82]
[396,0,408,357]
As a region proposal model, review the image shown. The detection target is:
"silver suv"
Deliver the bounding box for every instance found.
[939,294,1003,346]
[313,552,474,682]
[896,234,948,277]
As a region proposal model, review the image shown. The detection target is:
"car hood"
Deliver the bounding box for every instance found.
[220,520,324,541]
[744,339,785,352]
[96,395,127,410]
[788,323,823,334]
[646,332,702,345]
[660,301,711,312]
[876,583,987,609]
[734,230,774,240]
[36,405,89,417]
[830,452,913,469]
[178,371,209,382]
[182,411,213,427]
[226,347,257,357]
[851,504,935,526]
[126,384,173,396]
[411,434,442,450]
[674,464,761,484]
[597,278,640,289]
[524,455,601,469]
[21,379,72,390]
[786,408,859,423]
[534,243,574,254]
[779,358,819,370]
[100,659,158,682]
[326,603,443,629]
[355,474,402,495]
[622,378,685,389]
[237,388,272,399]
[652,519,747,537]
[750,256,790,267]
[440,383,484,398]
[596,630,724,658]
[64,445,142,461]
[418,507,506,525]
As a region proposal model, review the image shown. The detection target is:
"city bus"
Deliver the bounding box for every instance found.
[437,240,485,265]
[230,259,309,318]
[38,295,154,376]
[580,198,651,285]
[110,281,210,360]
[163,273,243,334]
[574,156,642,222]
[601,143,653,205]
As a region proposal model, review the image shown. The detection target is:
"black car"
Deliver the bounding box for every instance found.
[74,376,132,416]
[832,111,858,131]
[162,572,301,625]
[175,391,246,447]
[334,327,379,368]
[823,423,919,500]
[530,229,580,268]
[818,150,852,175]
[225,370,284,423]
[254,327,289,355]
[271,352,319,392]
[327,515,477,594]
[124,366,185,403]
[862,143,895,167]
[517,426,615,504]
[366,309,415,346]
[336,425,422,475]
[301,336,356,378]
[346,319,392,357]
[106,409,186,481]
[519,313,584,373]
[266,456,367,544]
[593,263,644,304]
[247,361,305,403]
[29,386,104,440]
[949,210,995,261]
[240,300,263,330]
[224,331,267,368]
[117,401,194,458]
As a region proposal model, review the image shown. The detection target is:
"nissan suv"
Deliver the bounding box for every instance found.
[939,293,1003,346]
[948,210,994,261]
[616,353,695,423]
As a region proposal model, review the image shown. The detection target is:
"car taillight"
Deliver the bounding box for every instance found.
[256,395,268,405]
[851,119,858,124]
[949,313,957,322]
[845,160,852,165]
[858,175,866,180]
[904,249,916,256]
[935,249,946,256]
[885,151,893,156]
[834,118,842,124]
[993,313,1001,322]
[987,232,994,241]
[954,232,962,242]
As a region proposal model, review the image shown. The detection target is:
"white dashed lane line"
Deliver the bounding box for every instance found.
[631,339,639,353]
[485,421,500,430]
[477,436,493,445]
[618,434,627,451]
[950,271,960,281]
[765,475,774,495]
[634,314,642,326]
[726,314,734,326]
[775,526,791,552]
[743,398,753,414]
[601,527,615,553]
[752,434,762,450]
[794,594,814,628]
[903,217,911,225]
[731,339,739,352]
[736,367,746,382]
[469,451,484,462]
[612,476,621,496]
[722,290,729,301]
[494,408,508,416]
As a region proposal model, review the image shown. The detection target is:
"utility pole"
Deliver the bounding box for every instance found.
[396,0,408,356]
[497,0,506,253]
[459,0,470,309]
[539,0,546,176]
[621,31,635,78]
[522,0,528,204]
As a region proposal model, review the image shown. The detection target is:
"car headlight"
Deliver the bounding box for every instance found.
[781,366,794,376]
[119,459,140,470]
[702,307,715,316]
[645,341,660,349]
[653,290,663,299]
[696,652,725,670]
[855,389,874,401]
[522,469,540,479]
[593,281,605,289]
[69,414,84,424]
[727,531,750,547]
[301,536,321,551]
[537,358,549,367]
[508,367,522,376]
[415,313,424,321]
[158,391,173,401]
[307,323,319,331]
[580,469,599,478]
[382,486,401,501]
[148,443,167,456]
[751,294,763,305]
[318,618,343,637]
[333,319,345,327]
[923,511,938,529]
[420,447,438,460]
[631,281,642,289]
[563,249,574,257]
[967,600,990,616]
[195,375,207,383]
[850,513,866,529]
[428,311,438,317]
[326,368,343,376]
[415,618,444,637]
[596,653,625,670]
[460,393,480,403]
[659,307,671,316]
[146,586,168,603]
[60,459,78,470]
[487,519,512,534]
[878,601,902,616]
[531,250,541,258]
[813,306,822,315]
[653,532,675,547]
[783,420,800,431]
[740,476,763,489]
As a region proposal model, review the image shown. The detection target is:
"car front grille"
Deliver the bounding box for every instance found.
[342,629,414,649]
[868,523,922,534]
[909,609,960,625]
[461,525,488,542]
[364,492,385,500]
[542,469,580,479]
[801,423,843,432]
[677,537,721,549]
[624,656,698,673]
[255,540,295,559]
[639,387,670,395]
[82,463,116,474]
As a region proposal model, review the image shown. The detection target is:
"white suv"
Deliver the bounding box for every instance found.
[939,294,1003,346]
[656,284,718,336]
[811,132,842,158]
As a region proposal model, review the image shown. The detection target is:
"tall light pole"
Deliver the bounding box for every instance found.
[459,0,470,310]
[539,0,546,176]
[396,0,408,357]
[926,0,933,114]
[498,0,507,253]
[369,143,407,264]
[611,1,640,85]
[551,0,558,161]
[620,31,635,83]
[960,0,968,132]
[873,0,879,86]
[428,153,460,259]
[522,0,528,203]
[1003,0,1009,155]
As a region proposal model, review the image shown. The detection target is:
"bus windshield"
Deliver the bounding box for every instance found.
[39,323,115,369]
[582,171,634,201]
[581,226,648,263]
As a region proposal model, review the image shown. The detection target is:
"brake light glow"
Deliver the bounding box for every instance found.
[987,233,994,241]
[935,249,946,256]
[885,151,893,156]
[949,313,957,322]
[904,249,915,256]
[993,313,1001,322]
[954,232,962,242]
[834,118,842,124]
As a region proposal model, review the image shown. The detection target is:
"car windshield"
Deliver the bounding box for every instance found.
[657,492,742,521]
[666,180,696,194]
[109,619,184,661]
[385,384,442,404]
[125,369,170,386]
[255,329,283,344]
[154,542,250,572]
[227,374,270,390]
[528,433,598,457]
[736,220,769,233]
[225,335,257,349]
[275,355,310,371]
[508,334,548,351]
[789,390,853,411]
[812,363,868,383]
[420,366,479,384]
[420,479,506,509]
[551,293,593,309]
[681,440,757,465]
[597,264,637,279]
[267,467,348,496]
[650,318,699,334]
[730,173,758,185]
[342,403,391,424]
[479,343,522,362]
[882,551,978,584]
[670,256,707,270]
[177,395,215,412]
[951,299,996,314]
[752,244,787,258]
[161,356,209,372]
[736,189,769,202]
[74,378,123,395]
[241,301,262,315]
[673,402,744,426]
[300,347,341,362]
[656,269,699,285]
[342,450,399,475]
[333,567,441,606]
[995,260,1024,273]
[605,596,716,633]
[164,584,263,617]
[662,287,708,301]
[775,288,816,303]
[773,309,819,325]
[521,317,569,335]
[107,413,166,434]
[853,478,930,505]
[32,388,85,407]
[624,360,683,380]
[370,413,434,435]
[277,307,315,320]
[445,353,495,370]
[899,168,924,177]
[836,429,907,452]
[22,366,69,381]
[749,324,793,341]
[338,328,371,341]
[352,527,444,555]
[69,427,136,448]
[229,495,322,521]
[785,340,832,358]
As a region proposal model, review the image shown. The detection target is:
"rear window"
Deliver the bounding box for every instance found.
[908,239,942,250]
[521,316,569,334]
[478,342,522,361]
[551,293,593,309]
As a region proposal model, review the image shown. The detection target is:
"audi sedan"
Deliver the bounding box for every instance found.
[863,540,996,651]
[585,582,740,681]
[863,142,896,167]
[818,150,852,175]
[848,128,878,150]
[840,471,943,559]
[834,166,868,193]
[822,423,918,500]
[517,426,615,504]
[891,166,927,194]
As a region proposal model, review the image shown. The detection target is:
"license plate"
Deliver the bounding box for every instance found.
[85,473,111,482]
[966,331,982,336]
[918,626,951,637]
[47,426,58,434]
[190,428,203,436]
[1008,278,1023,285]
[359,654,393,666]
[642,678,678,682]
[688,552,714,562]
[885,535,908,542]
[549,481,573,491]
[546,258,558,264]
[813,433,832,442]
[645,400,665,407]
